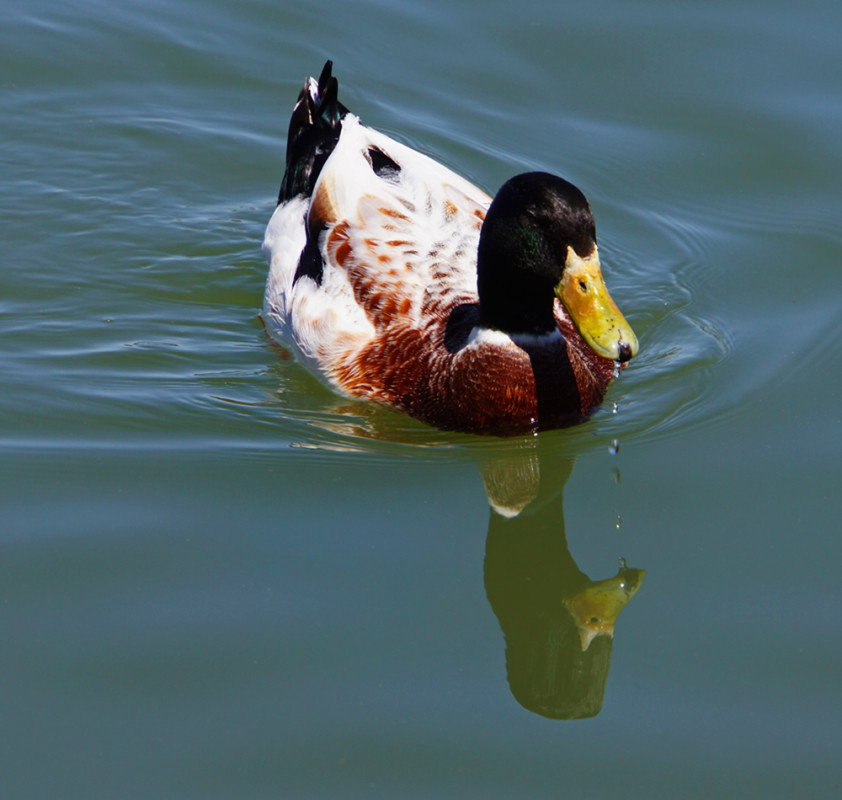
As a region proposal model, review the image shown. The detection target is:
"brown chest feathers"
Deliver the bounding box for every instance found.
[333,300,615,435]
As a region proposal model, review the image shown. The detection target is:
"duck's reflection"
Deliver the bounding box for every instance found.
[482,447,644,720]
[266,382,644,719]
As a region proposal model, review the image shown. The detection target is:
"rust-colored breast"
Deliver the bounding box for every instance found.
[334,300,615,435]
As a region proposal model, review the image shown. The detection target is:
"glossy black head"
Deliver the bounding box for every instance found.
[477,172,597,335]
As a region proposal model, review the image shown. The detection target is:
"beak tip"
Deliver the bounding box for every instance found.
[617,342,634,363]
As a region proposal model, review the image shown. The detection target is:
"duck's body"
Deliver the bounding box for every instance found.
[263,62,637,435]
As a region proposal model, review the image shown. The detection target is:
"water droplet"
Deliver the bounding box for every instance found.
[615,512,622,530]
[611,467,621,484]
[612,363,621,379]
[609,439,619,455]
[612,401,618,415]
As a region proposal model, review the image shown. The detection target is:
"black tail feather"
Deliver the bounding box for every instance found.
[277,60,349,204]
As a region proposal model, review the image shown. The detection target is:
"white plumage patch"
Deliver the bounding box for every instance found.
[262,114,494,394]
[466,326,565,350]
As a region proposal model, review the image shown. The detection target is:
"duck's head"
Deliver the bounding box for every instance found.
[477,172,638,363]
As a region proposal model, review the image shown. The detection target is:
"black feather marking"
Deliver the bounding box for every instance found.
[317,60,333,95]
[294,232,324,285]
[444,303,481,353]
[367,146,401,183]
[277,60,350,204]
[294,216,327,285]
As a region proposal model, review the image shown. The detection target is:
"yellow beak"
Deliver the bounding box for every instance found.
[555,247,639,362]
[564,567,646,651]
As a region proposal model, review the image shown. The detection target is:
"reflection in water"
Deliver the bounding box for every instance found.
[482,447,644,719]
[266,381,644,719]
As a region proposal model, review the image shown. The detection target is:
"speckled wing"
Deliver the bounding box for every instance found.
[264,114,492,396]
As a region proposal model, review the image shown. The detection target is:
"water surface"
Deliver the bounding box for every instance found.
[2,0,841,797]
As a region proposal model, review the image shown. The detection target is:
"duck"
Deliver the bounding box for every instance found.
[262,61,638,435]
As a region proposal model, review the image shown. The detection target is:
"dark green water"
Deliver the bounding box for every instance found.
[3,0,841,797]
